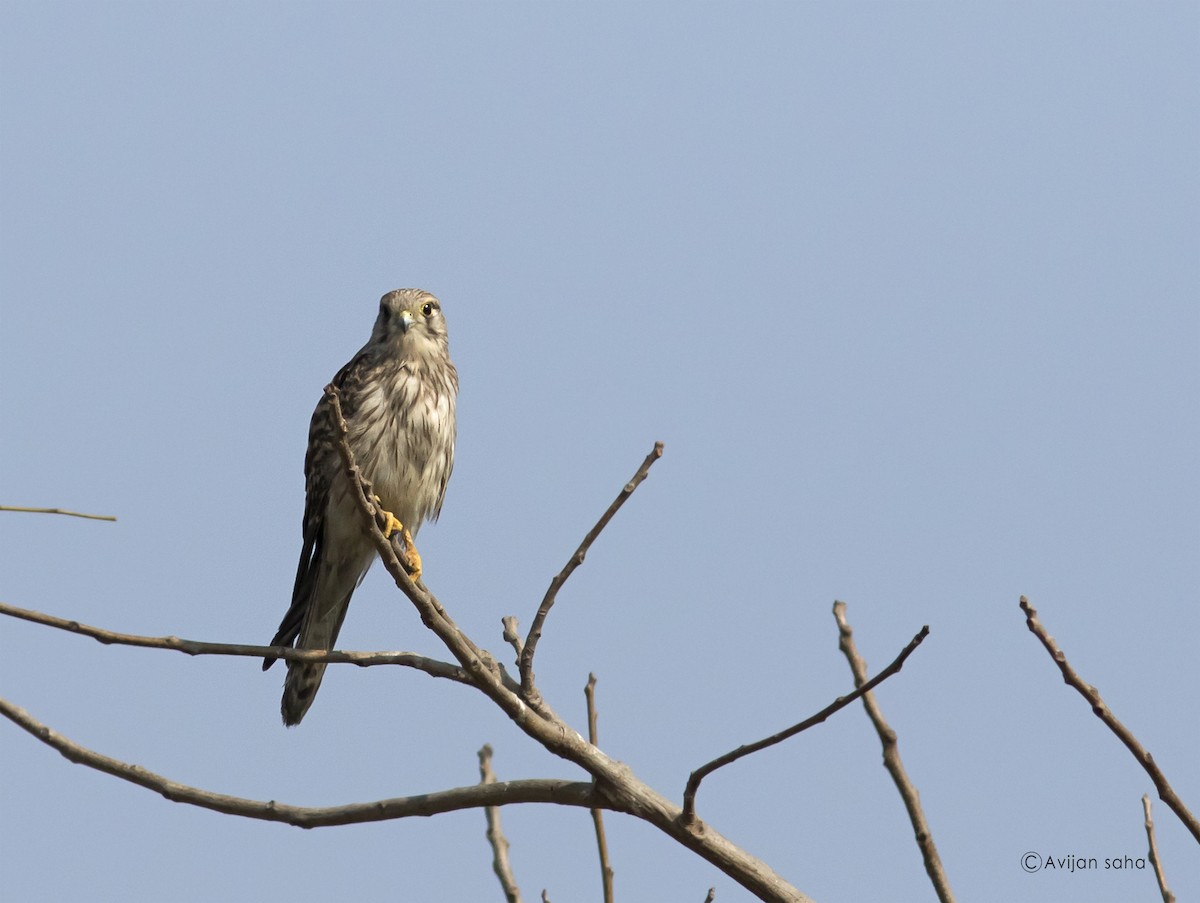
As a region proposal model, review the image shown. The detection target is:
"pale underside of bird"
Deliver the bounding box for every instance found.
[263,288,458,726]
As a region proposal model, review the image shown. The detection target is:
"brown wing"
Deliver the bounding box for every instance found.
[262,351,372,669]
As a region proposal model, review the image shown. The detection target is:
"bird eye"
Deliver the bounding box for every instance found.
[421,302,435,317]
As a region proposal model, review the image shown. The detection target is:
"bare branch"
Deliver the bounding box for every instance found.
[0,505,116,522]
[703,889,716,903]
[682,622,929,823]
[479,745,523,903]
[4,386,824,899]
[1142,795,1175,903]
[0,600,473,684]
[0,694,601,826]
[326,388,504,683]
[321,389,809,901]
[502,616,524,661]
[585,674,615,903]
[1020,597,1200,843]
[834,602,955,903]
[519,442,664,705]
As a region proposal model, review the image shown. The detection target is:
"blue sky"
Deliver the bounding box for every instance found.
[2,3,1197,901]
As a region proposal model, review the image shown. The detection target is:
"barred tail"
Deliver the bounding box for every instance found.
[282,653,329,727]
[280,578,354,726]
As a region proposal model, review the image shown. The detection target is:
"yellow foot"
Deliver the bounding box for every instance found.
[372,496,404,538]
[401,526,423,581]
[372,496,422,579]
[383,512,404,538]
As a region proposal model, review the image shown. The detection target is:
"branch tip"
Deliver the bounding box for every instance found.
[1020,596,1200,844]
[0,505,117,522]
[682,621,929,824]
[835,604,954,903]
[520,442,665,701]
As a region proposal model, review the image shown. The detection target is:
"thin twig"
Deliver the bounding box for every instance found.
[0,505,116,522]
[323,387,810,902]
[3,388,813,900]
[703,890,716,903]
[520,442,664,706]
[0,694,600,826]
[1142,795,1175,903]
[502,616,524,661]
[682,623,929,823]
[585,674,615,903]
[479,745,523,903]
[834,602,955,903]
[1020,596,1200,843]
[0,600,475,684]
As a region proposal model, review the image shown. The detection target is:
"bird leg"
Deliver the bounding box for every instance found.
[373,496,422,580]
[399,525,422,580]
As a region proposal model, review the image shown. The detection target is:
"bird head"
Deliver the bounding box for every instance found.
[372,288,450,360]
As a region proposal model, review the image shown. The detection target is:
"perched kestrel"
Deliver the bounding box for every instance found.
[263,289,458,726]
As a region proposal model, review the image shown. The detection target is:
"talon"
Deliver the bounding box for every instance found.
[383,512,404,538]
[402,526,423,580]
[372,495,404,539]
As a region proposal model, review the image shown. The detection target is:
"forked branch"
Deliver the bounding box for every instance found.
[0,694,600,826]
[322,389,809,901]
[682,622,929,823]
[2,395,811,902]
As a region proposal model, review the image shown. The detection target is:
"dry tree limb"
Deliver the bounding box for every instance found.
[0,505,116,522]
[1020,597,1200,843]
[585,673,615,903]
[703,889,716,903]
[1142,795,1175,903]
[834,602,955,903]
[0,694,599,826]
[682,624,929,823]
[4,391,810,902]
[479,744,523,903]
[519,442,664,706]
[502,616,524,660]
[0,600,476,685]
[322,390,808,901]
